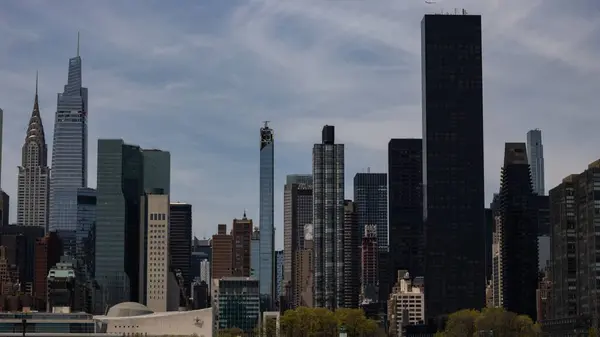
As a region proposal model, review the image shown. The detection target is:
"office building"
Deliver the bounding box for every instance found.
[49,38,88,232]
[259,122,275,308]
[169,202,192,302]
[283,174,312,307]
[388,139,423,279]
[142,192,179,312]
[353,173,388,249]
[295,224,314,308]
[342,200,360,309]
[76,187,96,280]
[526,129,545,195]
[0,191,8,227]
[0,225,45,293]
[191,237,211,283]
[361,224,378,304]
[95,139,144,309]
[143,149,171,193]
[232,213,253,277]
[388,270,425,336]
[17,75,50,228]
[498,143,538,319]
[215,277,260,333]
[549,175,577,318]
[251,228,260,278]
[275,250,284,301]
[34,232,63,307]
[47,258,85,312]
[313,125,344,309]
[211,224,233,279]
[421,13,485,318]
[199,259,210,290]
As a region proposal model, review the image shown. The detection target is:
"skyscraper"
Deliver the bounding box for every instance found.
[95,139,144,310]
[388,139,423,278]
[498,143,538,319]
[353,173,388,250]
[342,200,360,308]
[283,174,313,307]
[313,125,344,310]
[526,129,545,195]
[49,36,88,232]
[259,121,275,308]
[17,74,50,228]
[143,149,171,193]
[421,13,485,318]
[169,203,192,302]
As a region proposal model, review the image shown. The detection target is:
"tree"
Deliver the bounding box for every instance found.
[280,307,379,337]
[218,327,244,337]
[439,308,540,337]
[443,309,480,337]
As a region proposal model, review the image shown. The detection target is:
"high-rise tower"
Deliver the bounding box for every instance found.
[259,121,275,309]
[283,174,313,308]
[49,34,88,232]
[526,129,545,195]
[421,13,485,318]
[17,73,50,227]
[312,125,344,310]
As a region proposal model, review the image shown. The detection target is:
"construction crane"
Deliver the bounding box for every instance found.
[174,268,190,310]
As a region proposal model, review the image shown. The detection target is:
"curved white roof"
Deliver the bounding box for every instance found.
[106,302,154,317]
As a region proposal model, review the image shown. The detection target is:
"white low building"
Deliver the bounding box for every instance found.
[95,302,212,336]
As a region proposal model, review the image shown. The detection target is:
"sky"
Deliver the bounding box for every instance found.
[1,0,599,249]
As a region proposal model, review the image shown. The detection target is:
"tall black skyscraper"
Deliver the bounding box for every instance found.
[498,143,538,319]
[421,13,485,318]
[388,139,423,278]
[170,203,192,301]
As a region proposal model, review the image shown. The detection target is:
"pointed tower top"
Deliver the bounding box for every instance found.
[243,209,247,219]
[77,31,80,57]
[33,71,39,112]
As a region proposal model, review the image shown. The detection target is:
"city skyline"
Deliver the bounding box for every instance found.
[0,1,598,249]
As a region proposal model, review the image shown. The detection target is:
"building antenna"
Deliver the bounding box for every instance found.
[77,31,80,57]
[263,120,270,128]
[35,70,39,96]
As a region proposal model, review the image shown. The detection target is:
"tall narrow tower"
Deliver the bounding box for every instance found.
[259,121,275,309]
[526,129,545,195]
[421,13,485,318]
[49,33,88,232]
[313,125,345,309]
[17,73,50,227]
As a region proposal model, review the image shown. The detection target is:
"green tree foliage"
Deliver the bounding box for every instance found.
[218,327,244,337]
[280,307,378,337]
[437,308,541,337]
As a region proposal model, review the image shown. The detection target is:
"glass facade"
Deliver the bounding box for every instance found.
[76,187,96,279]
[312,125,344,309]
[250,229,260,278]
[217,278,260,333]
[143,150,171,193]
[421,14,485,318]
[49,54,88,232]
[259,123,274,309]
[95,139,144,311]
[0,313,95,333]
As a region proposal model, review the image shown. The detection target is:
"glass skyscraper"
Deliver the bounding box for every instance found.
[95,139,144,311]
[313,125,344,310]
[526,129,545,195]
[49,42,88,232]
[76,187,96,280]
[259,122,275,309]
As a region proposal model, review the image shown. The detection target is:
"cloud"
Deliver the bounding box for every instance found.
[0,0,599,249]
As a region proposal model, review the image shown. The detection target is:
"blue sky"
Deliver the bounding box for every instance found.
[1,0,599,248]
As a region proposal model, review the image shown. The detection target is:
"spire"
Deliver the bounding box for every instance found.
[77,31,80,57]
[33,71,39,113]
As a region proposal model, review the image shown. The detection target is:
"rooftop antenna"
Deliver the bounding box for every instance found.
[77,31,80,57]
[35,70,38,96]
[263,120,270,128]
[243,209,247,219]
